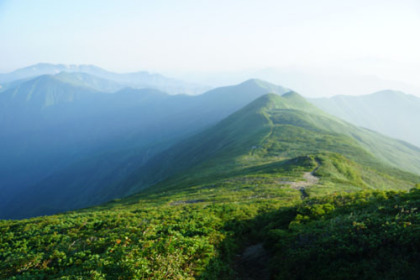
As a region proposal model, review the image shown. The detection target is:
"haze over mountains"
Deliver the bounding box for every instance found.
[3,0,420,277]
[0,63,420,220]
[0,63,210,95]
[310,91,420,147]
[181,67,420,98]
[0,67,289,218]
[1,63,420,279]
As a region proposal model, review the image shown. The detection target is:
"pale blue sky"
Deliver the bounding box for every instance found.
[1,0,420,95]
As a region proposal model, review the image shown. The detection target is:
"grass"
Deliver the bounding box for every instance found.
[1,93,420,279]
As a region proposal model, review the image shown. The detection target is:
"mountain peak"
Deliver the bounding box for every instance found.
[282,90,310,103]
[240,93,280,111]
[239,78,285,90]
[235,79,290,95]
[2,74,98,108]
[243,92,321,115]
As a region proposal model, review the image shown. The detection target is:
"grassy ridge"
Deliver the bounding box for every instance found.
[123,93,419,198]
[2,93,420,279]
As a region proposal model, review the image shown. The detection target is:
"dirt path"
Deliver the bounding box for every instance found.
[234,160,321,279]
[288,163,320,199]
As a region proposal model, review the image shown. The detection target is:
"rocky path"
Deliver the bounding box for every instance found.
[288,163,320,199]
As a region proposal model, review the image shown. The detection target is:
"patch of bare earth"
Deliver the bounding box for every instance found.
[288,166,320,199]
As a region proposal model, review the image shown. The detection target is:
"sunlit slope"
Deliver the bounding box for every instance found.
[1,93,420,280]
[3,81,420,219]
[117,92,420,199]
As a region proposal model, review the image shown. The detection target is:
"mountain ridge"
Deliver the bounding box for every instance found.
[0,80,288,219]
[0,63,209,94]
[0,74,100,109]
[110,92,420,201]
[2,80,420,219]
[0,67,419,279]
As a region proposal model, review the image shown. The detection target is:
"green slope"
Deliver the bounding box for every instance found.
[1,91,420,279]
[3,85,420,221]
[115,92,420,200]
[0,79,290,219]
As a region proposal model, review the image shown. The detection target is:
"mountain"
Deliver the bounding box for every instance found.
[0,79,290,219]
[3,77,420,220]
[0,63,209,94]
[8,89,420,219]
[0,76,102,210]
[0,75,172,217]
[0,63,72,82]
[115,92,420,198]
[310,90,420,147]
[53,72,125,92]
[0,74,98,111]
[1,91,419,279]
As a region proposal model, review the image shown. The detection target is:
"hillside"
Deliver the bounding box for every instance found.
[310,90,420,147]
[0,79,289,219]
[0,75,173,218]
[3,86,420,220]
[12,91,419,219]
[0,92,419,279]
[114,92,420,198]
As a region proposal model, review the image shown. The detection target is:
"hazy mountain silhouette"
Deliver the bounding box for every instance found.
[0,63,209,94]
[310,90,420,147]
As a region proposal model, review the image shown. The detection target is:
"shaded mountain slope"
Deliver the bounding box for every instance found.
[6,90,420,219]
[0,63,209,94]
[1,92,419,279]
[0,79,289,219]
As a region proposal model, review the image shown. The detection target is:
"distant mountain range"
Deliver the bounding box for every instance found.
[310,90,420,147]
[1,64,419,279]
[0,75,289,218]
[1,64,420,219]
[0,63,210,94]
